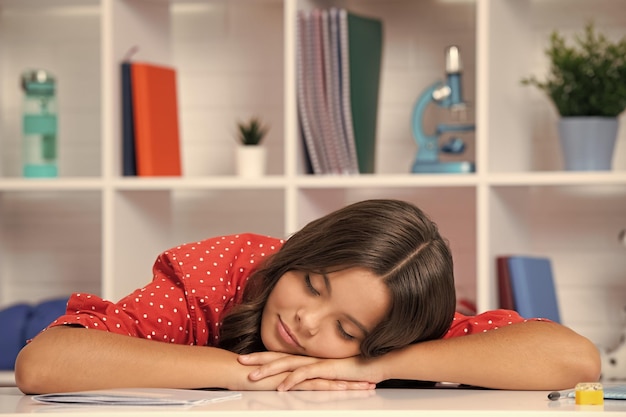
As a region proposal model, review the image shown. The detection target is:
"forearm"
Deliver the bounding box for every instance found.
[378,321,601,390]
[15,326,242,394]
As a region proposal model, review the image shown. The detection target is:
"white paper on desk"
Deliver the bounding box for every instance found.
[32,388,242,406]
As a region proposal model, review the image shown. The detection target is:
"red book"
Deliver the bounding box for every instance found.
[496,256,515,310]
[130,62,182,176]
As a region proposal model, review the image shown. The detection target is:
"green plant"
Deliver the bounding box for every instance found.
[236,117,269,146]
[521,22,626,117]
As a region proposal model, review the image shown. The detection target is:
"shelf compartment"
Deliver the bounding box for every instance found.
[171,1,285,177]
[0,0,101,178]
[483,0,626,174]
[106,188,285,301]
[489,184,626,347]
[294,0,477,176]
[0,190,101,306]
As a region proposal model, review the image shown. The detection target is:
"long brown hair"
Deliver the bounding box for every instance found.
[219,199,456,358]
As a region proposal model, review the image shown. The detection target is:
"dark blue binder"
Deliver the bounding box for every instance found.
[121,62,137,176]
[507,256,561,323]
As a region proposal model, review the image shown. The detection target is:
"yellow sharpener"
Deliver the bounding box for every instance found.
[575,382,604,405]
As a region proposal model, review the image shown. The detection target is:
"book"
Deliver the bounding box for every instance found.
[296,10,324,174]
[308,9,338,174]
[33,388,241,407]
[496,256,515,310]
[337,9,358,174]
[319,9,346,174]
[507,256,561,323]
[329,8,359,174]
[121,62,136,176]
[343,10,383,174]
[130,62,182,176]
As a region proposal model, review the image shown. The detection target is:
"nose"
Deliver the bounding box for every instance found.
[296,306,323,337]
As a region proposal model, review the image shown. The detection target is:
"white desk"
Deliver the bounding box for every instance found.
[0,387,625,416]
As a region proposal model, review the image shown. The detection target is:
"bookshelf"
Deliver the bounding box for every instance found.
[0,0,625,355]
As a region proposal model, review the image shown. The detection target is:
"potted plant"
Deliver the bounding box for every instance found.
[235,117,269,177]
[522,22,626,171]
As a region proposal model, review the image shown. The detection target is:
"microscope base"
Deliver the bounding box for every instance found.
[411,161,475,174]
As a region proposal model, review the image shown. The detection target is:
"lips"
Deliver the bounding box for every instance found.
[277,317,302,349]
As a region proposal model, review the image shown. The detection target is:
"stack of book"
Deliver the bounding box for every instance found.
[121,61,182,177]
[297,8,383,174]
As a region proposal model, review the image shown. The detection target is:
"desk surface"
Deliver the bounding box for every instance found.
[0,387,625,416]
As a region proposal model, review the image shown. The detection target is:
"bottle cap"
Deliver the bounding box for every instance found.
[21,69,56,95]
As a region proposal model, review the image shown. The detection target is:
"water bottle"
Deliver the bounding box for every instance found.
[21,69,57,177]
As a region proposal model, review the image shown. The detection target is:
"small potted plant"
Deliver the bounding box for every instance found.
[235,117,269,177]
[522,22,626,171]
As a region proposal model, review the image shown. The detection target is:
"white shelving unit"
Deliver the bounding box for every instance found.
[1,0,625,352]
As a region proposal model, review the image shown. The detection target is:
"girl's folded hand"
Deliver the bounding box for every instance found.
[238,352,379,391]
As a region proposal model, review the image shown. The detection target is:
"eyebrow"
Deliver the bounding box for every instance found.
[322,273,370,337]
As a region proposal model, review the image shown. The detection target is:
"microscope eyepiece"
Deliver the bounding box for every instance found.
[445,45,462,74]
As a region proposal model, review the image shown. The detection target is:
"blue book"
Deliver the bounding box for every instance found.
[507,256,561,323]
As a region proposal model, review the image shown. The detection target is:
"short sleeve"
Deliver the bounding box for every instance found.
[444,309,551,339]
[46,259,201,345]
[45,233,283,346]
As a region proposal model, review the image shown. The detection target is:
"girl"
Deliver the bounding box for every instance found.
[15,199,600,394]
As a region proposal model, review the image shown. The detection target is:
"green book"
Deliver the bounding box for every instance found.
[341,10,383,174]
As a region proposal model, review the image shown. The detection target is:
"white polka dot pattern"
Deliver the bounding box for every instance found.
[48,233,284,346]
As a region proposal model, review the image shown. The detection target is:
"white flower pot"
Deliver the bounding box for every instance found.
[236,145,267,177]
[558,117,619,171]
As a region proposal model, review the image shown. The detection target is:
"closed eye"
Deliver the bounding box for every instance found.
[304,274,320,296]
[337,321,355,341]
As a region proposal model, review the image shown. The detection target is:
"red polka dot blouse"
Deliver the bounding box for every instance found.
[48,233,539,347]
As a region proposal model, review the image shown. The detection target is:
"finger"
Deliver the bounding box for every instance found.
[288,379,375,391]
[248,356,318,381]
[238,351,288,365]
[240,372,291,391]
[275,361,339,390]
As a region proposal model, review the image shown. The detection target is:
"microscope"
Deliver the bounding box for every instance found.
[411,46,475,173]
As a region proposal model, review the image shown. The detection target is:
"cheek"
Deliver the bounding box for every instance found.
[268,274,295,306]
[259,282,291,351]
[259,313,272,350]
[307,330,361,359]
[265,285,287,313]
